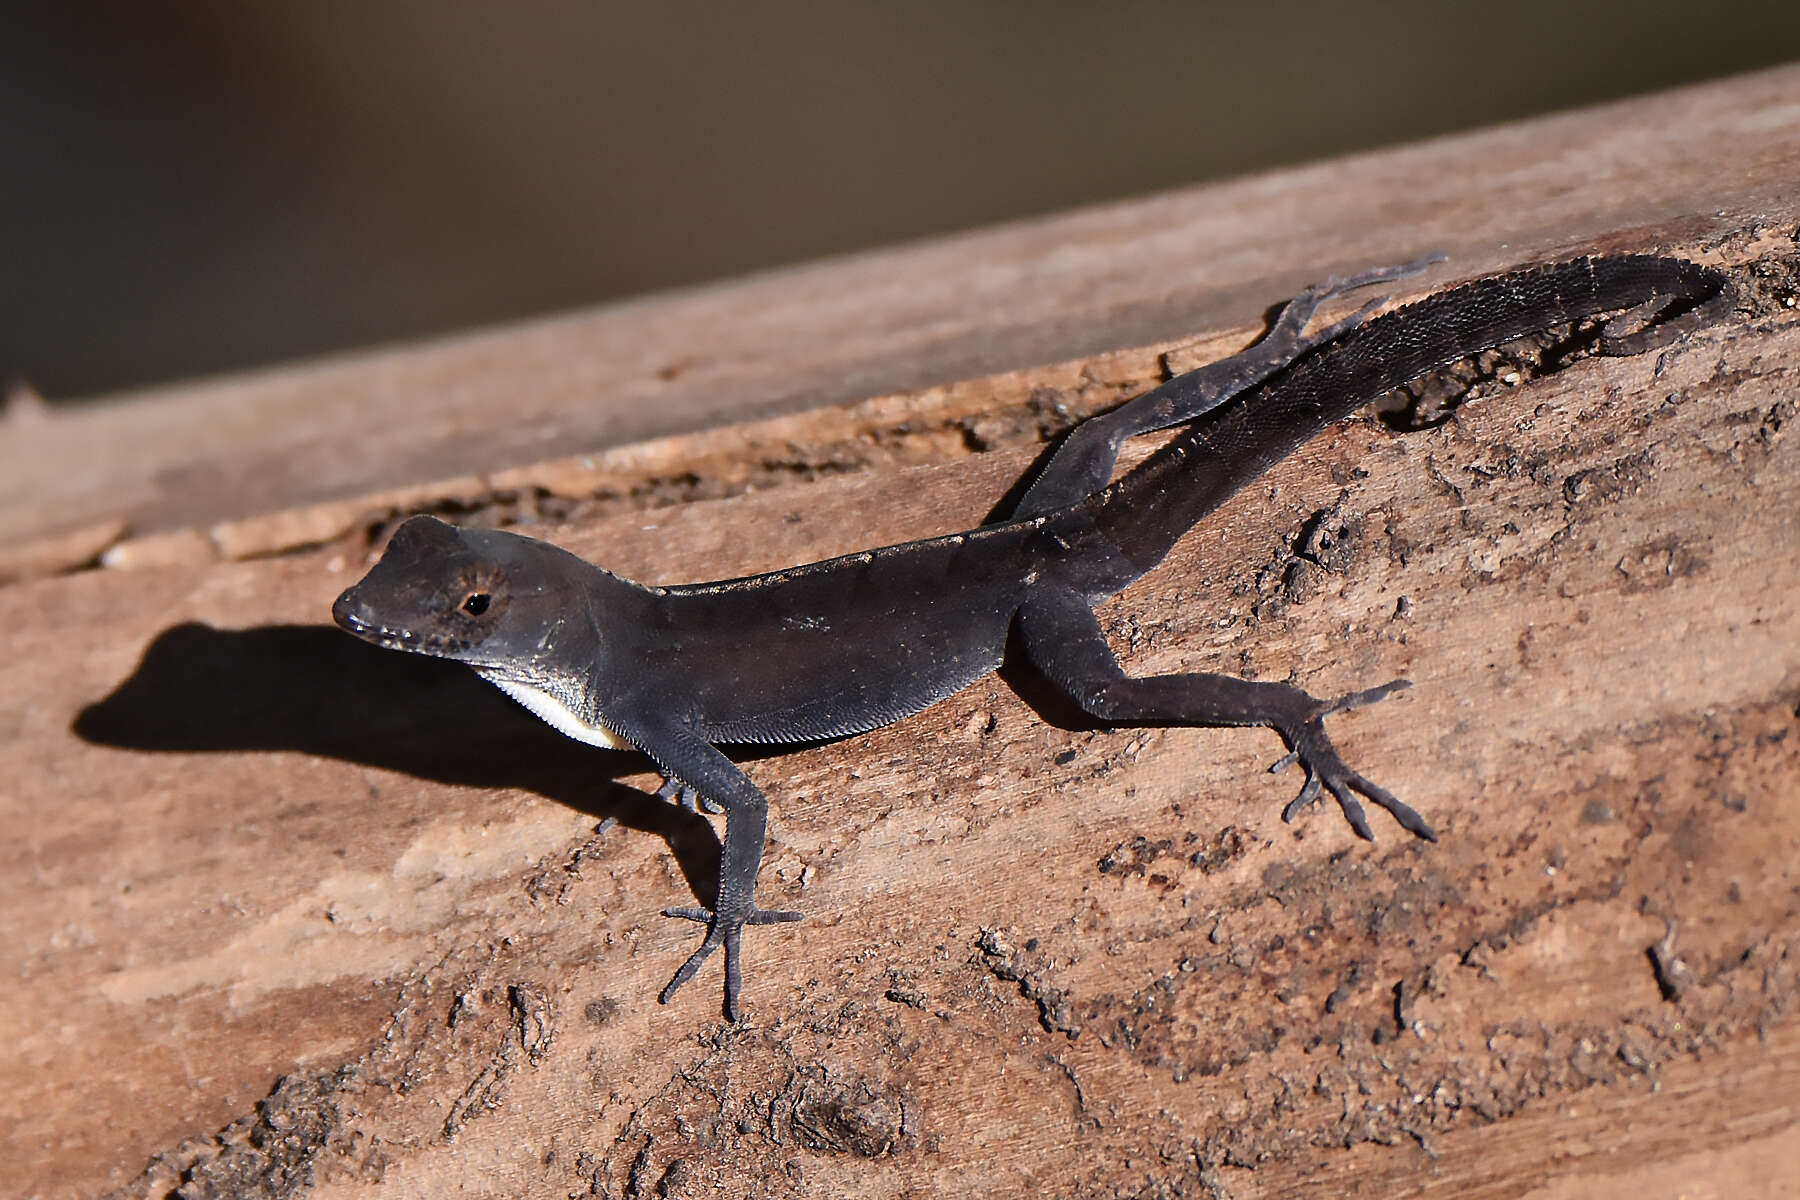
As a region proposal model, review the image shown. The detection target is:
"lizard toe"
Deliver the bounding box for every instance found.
[659,901,806,1020]
[1276,717,1435,841]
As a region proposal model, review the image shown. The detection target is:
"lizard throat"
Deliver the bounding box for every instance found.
[480,673,632,751]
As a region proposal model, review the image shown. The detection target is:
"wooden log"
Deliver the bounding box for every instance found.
[3,66,1799,1199]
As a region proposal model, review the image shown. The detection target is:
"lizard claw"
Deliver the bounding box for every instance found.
[1273,680,1436,842]
[659,902,804,1021]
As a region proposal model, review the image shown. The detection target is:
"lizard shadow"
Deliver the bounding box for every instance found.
[72,622,727,906]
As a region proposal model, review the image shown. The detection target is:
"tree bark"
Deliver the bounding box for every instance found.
[4,66,1800,1200]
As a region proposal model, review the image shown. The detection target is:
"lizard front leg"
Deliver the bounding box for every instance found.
[1016,590,1435,841]
[625,724,803,1020]
[655,775,723,814]
[659,787,803,1022]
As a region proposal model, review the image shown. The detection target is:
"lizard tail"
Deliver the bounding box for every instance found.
[1077,254,1731,582]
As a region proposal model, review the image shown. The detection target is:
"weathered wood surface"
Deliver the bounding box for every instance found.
[4,67,1800,1200]
[5,64,1800,559]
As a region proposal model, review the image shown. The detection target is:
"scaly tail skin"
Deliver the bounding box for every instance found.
[1082,255,1731,581]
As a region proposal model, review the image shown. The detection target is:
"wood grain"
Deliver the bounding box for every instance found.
[3,67,1800,1200]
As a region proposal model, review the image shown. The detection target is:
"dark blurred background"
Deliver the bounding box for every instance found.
[3,2,1794,402]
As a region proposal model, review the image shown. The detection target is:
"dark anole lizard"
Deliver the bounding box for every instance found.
[333,253,1730,1020]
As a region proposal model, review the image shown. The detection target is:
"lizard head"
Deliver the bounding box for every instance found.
[332,515,574,670]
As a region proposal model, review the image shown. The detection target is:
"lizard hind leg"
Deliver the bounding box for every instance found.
[1264,679,1434,841]
[1010,251,1446,517]
[1015,590,1435,841]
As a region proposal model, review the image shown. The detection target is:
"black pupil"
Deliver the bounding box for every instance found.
[462,592,491,616]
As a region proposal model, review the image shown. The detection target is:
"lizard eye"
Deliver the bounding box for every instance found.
[461,592,491,616]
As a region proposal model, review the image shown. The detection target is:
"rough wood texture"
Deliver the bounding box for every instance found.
[5,67,1800,1200]
[5,65,1800,556]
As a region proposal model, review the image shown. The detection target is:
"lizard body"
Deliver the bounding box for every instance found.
[334,253,1730,1019]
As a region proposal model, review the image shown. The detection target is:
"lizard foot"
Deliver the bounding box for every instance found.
[655,776,724,814]
[1268,679,1437,842]
[659,902,804,1021]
